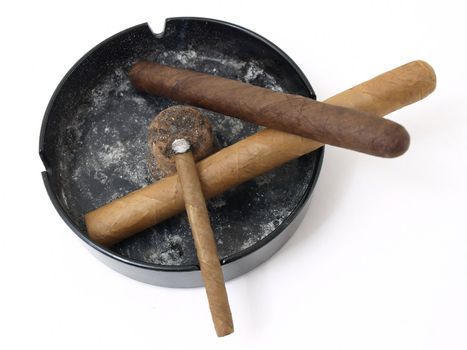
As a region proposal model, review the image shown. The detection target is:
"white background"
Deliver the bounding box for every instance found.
[1,1,466,349]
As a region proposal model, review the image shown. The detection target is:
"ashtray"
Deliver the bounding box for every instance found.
[39,17,324,287]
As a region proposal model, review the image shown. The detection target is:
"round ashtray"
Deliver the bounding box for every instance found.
[39,18,324,287]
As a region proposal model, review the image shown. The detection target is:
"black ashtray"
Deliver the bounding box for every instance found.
[39,18,324,287]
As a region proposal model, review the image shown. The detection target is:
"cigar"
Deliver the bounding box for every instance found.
[129,61,410,158]
[85,61,436,246]
[173,139,233,336]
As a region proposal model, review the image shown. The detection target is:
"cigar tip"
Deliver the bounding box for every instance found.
[412,60,437,96]
[376,123,411,158]
[417,60,436,91]
[84,208,125,247]
[128,60,151,86]
[215,324,234,337]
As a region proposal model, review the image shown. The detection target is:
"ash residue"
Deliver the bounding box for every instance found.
[57,67,156,217]
[54,49,317,267]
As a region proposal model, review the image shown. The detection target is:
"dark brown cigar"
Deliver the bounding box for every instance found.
[130,61,410,158]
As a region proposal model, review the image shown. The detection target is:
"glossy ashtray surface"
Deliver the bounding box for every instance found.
[39,18,324,287]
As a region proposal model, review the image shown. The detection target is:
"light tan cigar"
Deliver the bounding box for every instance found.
[173,139,233,337]
[85,60,436,246]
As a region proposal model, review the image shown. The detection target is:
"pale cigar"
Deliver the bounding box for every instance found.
[85,61,436,246]
[174,149,233,337]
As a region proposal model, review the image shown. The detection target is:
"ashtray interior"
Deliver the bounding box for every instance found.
[40,19,322,272]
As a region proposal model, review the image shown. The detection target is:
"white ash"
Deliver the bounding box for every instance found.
[171,138,191,154]
[209,197,226,209]
[146,234,185,265]
[240,207,293,250]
